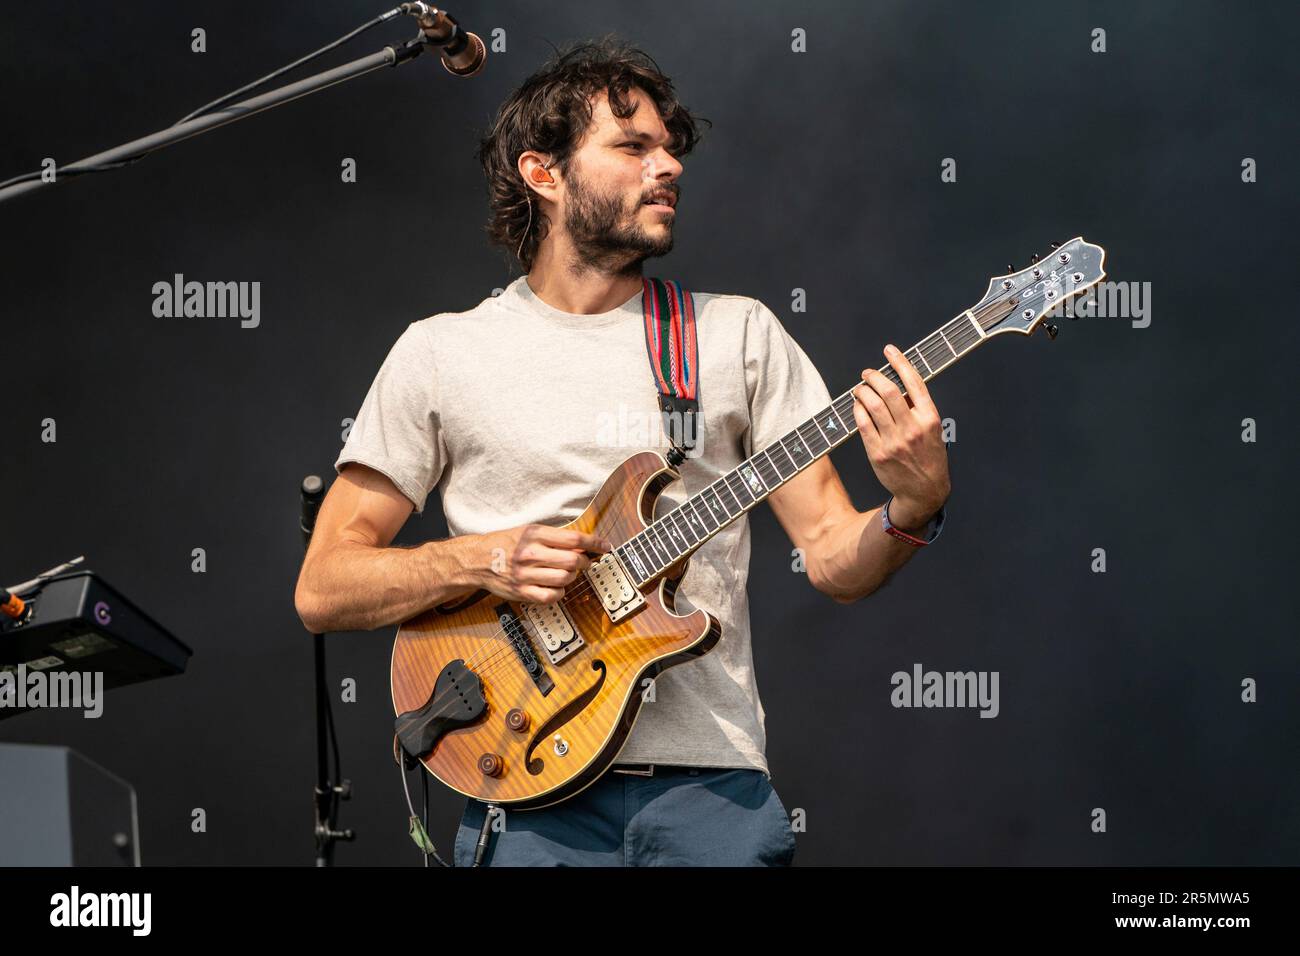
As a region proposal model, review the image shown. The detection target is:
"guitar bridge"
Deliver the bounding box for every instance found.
[585,552,644,623]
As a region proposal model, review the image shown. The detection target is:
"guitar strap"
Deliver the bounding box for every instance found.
[641,277,700,467]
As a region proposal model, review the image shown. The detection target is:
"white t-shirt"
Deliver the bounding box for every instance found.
[336,275,833,774]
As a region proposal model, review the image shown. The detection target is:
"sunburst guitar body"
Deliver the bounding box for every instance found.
[391,451,717,810]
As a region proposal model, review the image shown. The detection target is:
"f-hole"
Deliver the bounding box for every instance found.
[524,660,607,775]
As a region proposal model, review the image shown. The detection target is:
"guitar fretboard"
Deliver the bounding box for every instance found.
[613,306,997,586]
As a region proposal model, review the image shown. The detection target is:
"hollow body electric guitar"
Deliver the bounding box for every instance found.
[391,237,1107,809]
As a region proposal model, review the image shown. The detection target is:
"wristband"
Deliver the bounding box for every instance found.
[881,496,946,547]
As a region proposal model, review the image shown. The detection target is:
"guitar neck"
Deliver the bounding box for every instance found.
[613,305,1003,587]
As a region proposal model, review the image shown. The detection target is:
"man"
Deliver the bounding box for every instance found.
[294,39,950,866]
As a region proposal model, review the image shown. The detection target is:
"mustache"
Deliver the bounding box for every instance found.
[640,184,680,205]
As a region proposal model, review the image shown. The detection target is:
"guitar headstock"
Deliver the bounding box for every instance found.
[972,237,1107,339]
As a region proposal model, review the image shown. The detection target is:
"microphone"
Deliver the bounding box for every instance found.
[399,3,487,77]
[301,475,325,550]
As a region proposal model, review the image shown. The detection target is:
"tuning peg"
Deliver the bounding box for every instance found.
[1044,322,1059,340]
[1048,241,1060,250]
[1029,253,1040,264]
[1005,264,1015,273]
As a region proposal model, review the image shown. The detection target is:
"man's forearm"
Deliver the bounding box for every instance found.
[296,535,484,634]
[811,503,937,604]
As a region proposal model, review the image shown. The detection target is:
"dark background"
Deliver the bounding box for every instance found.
[2,0,1297,866]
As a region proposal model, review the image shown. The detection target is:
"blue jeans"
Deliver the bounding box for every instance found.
[452,766,796,866]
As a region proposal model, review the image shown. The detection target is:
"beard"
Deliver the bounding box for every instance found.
[562,162,675,276]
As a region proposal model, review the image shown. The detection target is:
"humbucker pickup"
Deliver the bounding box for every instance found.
[585,552,645,623]
[522,602,585,664]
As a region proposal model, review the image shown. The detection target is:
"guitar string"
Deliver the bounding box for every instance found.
[429,278,1075,688]
[447,278,1070,686]
[454,277,1069,680]
[400,277,1084,737]
[453,276,1080,687]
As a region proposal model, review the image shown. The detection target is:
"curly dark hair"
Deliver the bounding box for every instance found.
[476,36,708,272]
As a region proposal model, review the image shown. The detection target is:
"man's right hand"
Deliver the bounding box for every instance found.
[295,464,615,633]
[473,524,611,605]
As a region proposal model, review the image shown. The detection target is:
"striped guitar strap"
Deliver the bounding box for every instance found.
[641,277,700,467]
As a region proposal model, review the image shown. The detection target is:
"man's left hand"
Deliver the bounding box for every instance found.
[850,344,951,531]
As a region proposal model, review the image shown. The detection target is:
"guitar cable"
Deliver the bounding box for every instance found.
[398,751,451,867]
[422,774,433,868]
[471,804,502,866]
[396,743,502,866]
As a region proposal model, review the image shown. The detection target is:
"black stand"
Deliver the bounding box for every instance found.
[312,631,354,866]
[300,475,355,866]
[0,36,427,205]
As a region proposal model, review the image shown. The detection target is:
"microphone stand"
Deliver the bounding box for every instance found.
[300,475,354,866]
[0,33,429,205]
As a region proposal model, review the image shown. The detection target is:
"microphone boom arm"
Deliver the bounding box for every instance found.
[0,8,484,206]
